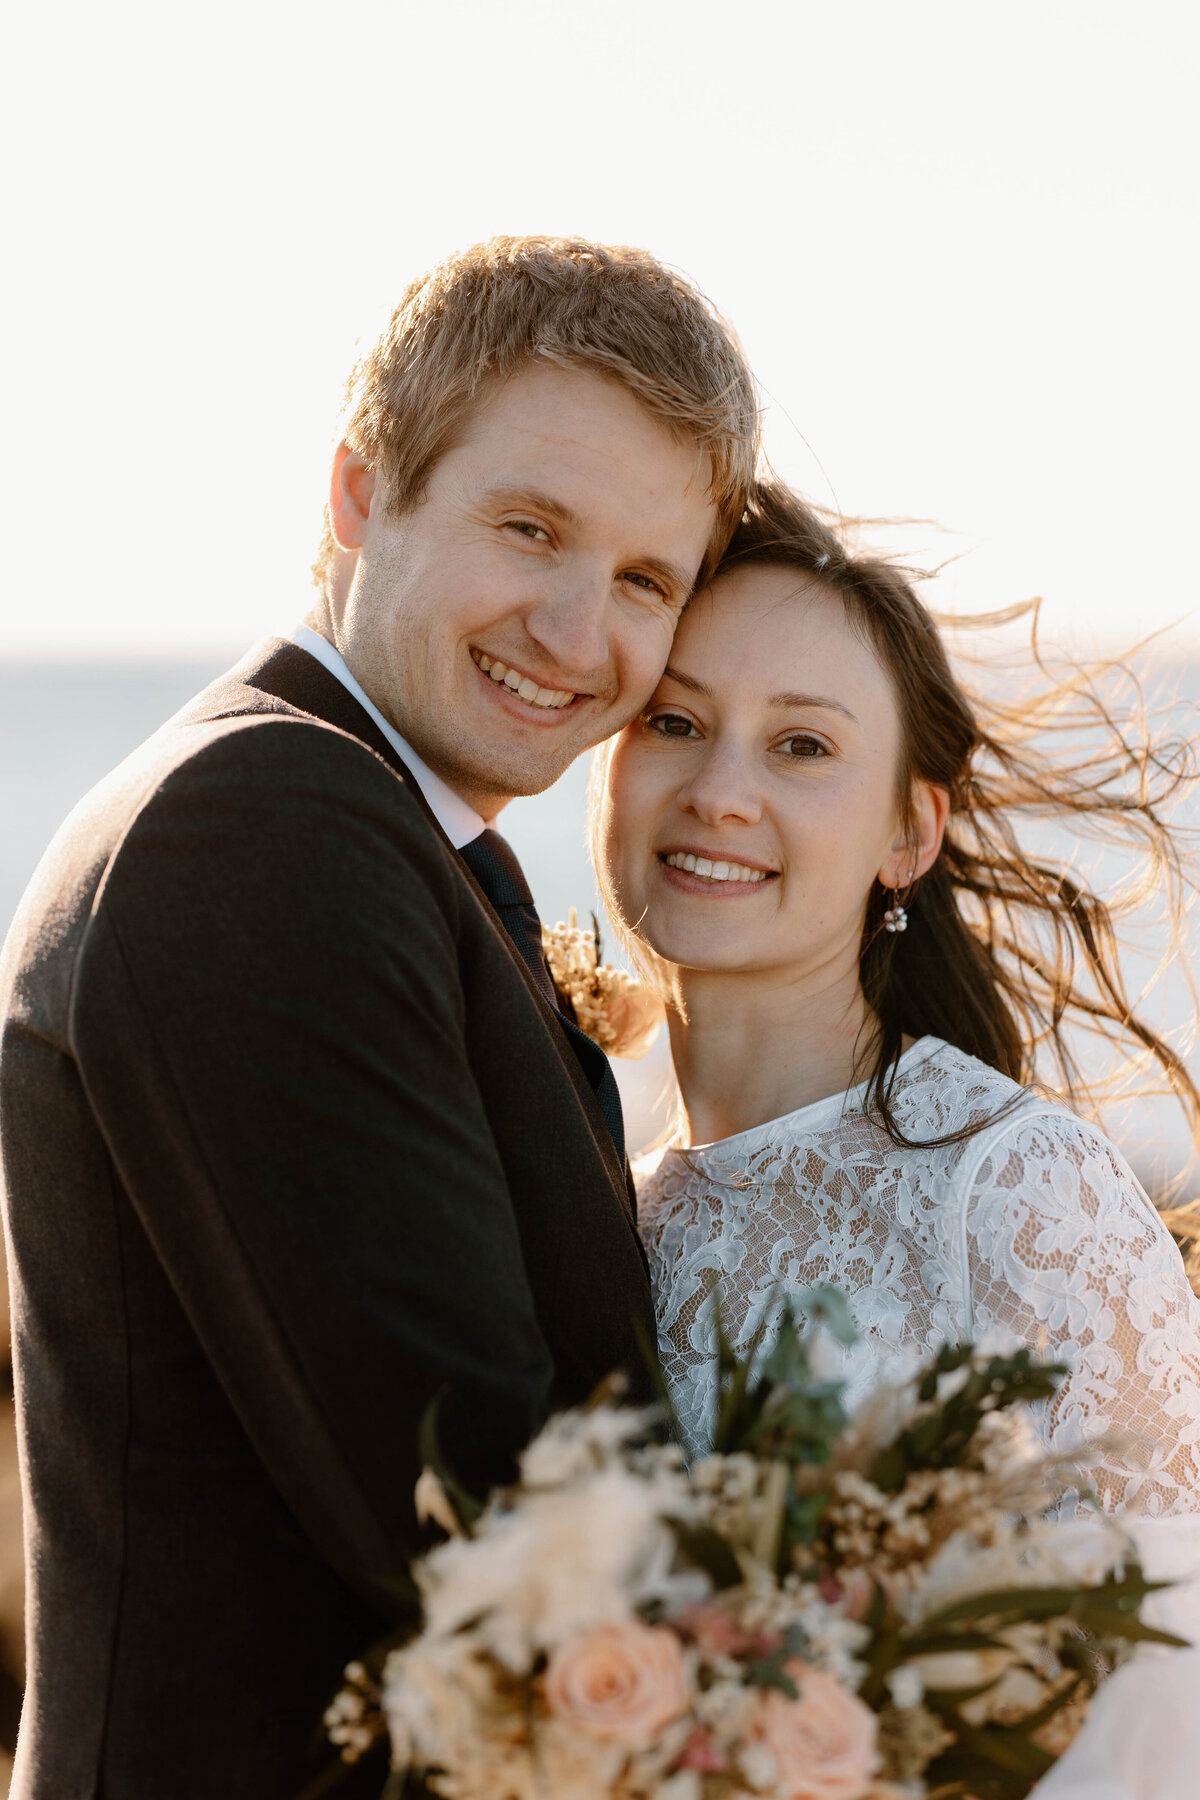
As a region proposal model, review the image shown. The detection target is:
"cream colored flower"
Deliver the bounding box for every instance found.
[518,1402,663,1491]
[530,1714,627,1800]
[419,1463,689,1672]
[415,1466,464,1537]
[382,1632,524,1778]
[750,1665,880,1800]
[543,1622,692,1751]
[542,912,665,1059]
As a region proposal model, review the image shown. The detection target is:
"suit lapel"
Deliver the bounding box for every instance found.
[226,640,637,1218]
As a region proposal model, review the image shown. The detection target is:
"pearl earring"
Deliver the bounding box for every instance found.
[883,869,916,934]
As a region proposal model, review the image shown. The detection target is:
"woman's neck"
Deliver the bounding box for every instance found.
[668,960,878,1147]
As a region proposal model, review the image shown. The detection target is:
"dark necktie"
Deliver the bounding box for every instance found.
[459,829,626,1164]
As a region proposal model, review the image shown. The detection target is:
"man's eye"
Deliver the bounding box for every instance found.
[506,520,550,541]
[648,712,697,739]
[782,735,827,758]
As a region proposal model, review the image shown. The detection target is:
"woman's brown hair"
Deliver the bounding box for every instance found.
[605,477,1200,1154]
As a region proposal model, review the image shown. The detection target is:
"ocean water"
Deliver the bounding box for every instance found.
[1,651,1197,1185]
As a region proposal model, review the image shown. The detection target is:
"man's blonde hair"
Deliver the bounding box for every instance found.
[313,235,759,591]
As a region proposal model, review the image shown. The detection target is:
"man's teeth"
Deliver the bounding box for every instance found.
[473,651,574,709]
[664,853,769,884]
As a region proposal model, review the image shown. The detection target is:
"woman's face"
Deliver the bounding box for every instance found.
[600,564,917,985]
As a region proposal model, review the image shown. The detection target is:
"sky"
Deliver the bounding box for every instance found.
[2,0,1197,656]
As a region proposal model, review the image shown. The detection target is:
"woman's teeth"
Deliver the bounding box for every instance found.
[473,650,574,710]
[663,853,769,884]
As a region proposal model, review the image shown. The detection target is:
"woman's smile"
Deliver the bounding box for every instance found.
[656,848,776,892]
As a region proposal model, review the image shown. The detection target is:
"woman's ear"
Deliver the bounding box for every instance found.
[328,442,378,551]
[879,780,950,888]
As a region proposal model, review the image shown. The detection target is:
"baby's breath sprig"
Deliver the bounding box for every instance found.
[542,907,665,1059]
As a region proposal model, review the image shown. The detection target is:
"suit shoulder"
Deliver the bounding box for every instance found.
[119,712,454,890]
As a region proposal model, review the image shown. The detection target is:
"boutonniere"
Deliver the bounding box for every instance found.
[542,908,665,1060]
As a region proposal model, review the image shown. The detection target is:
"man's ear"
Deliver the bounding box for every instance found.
[328,442,377,551]
[879,781,950,888]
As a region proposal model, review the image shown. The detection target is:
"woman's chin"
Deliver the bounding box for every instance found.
[640,925,769,978]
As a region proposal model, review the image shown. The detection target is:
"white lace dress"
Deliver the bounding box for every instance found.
[638,1035,1200,1798]
[636,1036,1200,1518]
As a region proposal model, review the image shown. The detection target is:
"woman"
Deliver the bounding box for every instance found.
[593,479,1200,1524]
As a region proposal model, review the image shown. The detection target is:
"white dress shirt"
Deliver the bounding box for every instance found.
[289,624,485,850]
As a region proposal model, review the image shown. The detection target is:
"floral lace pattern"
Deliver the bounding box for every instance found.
[636,1038,1200,1516]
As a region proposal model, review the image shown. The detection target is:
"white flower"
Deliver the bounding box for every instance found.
[382,1632,520,1775]
[518,1403,663,1490]
[973,1403,1043,1475]
[886,1665,923,1710]
[418,1460,692,1672]
[737,1738,779,1791]
[654,1772,702,1800]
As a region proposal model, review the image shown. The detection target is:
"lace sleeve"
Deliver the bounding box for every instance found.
[963,1109,1200,1516]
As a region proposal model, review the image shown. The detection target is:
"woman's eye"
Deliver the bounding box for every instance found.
[622,571,669,600]
[781,734,827,758]
[647,712,698,739]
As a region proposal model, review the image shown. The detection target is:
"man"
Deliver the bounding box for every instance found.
[0,237,758,1797]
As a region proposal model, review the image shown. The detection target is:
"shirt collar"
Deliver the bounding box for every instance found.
[289,624,486,850]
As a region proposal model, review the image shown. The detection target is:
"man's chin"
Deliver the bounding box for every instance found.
[436,743,587,816]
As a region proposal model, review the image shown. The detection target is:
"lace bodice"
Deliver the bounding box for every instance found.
[636,1037,1200,1517]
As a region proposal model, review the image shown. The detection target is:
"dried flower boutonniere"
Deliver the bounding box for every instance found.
[542,908,665,1059]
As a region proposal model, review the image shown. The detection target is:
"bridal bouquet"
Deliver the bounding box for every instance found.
[326,1290,1186,1800]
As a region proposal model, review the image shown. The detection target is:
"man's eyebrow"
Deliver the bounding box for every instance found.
[483,484,585,530]
[662,666,857,720]
[483,486,695,594]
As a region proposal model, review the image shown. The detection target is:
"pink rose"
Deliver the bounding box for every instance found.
[543,1622,691,1750]
[676,1601,745,1657]
[754,1664,879,1800]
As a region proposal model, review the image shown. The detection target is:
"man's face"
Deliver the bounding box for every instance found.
[332,363,718,817]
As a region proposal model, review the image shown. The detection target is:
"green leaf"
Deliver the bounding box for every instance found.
[901,1630,1010,1658]
[1012,1671,1084,1735]
[869,1344,1070,1490]
[1072,1612,1192,1648]
[711,1286,778,1453]
[783,1488,829,1548]
[631,1313,683,1444]
[744,1651,799,1698]
[918,1584,1098,1631]
[417,1399,484,1531]
[665,1515,743,1589]
[924,1744,1036,1800]
[794,1283,859,1347]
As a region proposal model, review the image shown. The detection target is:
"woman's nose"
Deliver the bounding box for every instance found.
[675,744,763,827]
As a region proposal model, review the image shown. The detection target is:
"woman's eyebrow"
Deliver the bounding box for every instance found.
[662,666,857,721]
[770,690,857,721]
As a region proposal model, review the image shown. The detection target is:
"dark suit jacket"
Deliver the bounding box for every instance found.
[0,640,656,1799]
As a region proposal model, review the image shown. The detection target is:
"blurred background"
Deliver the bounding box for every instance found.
[1,0,1197,1781]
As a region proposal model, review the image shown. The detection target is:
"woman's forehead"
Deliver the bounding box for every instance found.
[672,565,892,703]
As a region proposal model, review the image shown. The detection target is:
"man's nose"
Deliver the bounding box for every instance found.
[676,742,763,827]
[522,562,612,678]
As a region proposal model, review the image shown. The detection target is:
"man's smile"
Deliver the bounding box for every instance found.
[470,647,580,712]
